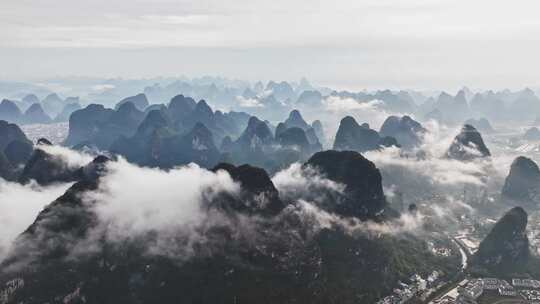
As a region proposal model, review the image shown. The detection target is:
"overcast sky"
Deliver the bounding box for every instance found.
[1,0,540,91]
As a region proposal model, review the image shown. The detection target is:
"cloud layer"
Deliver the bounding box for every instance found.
[4,0,540,89]
[0,124,522,265]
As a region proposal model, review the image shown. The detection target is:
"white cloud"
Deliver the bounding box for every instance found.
[0,132,526,266]
[273,163,425,236]
[0,179,72,260]
[3,0,540,89]
[272,162,344,202]
[88,159,239,236]
[322,96,383,112]
[236,96,264,108]
[140,14,211,26]
[92,84,115,91]
[365,146,489,187]
[289,200,424,237]
[4,0,540,50]
[364,122,488,189]
[38,144,95,169]
[77,158,241,259]
[295,96,398,145]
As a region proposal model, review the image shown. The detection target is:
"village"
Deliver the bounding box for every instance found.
[378,211,540,304]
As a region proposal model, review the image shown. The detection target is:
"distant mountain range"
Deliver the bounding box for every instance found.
[0,94,81,125]
[4,78,540,129]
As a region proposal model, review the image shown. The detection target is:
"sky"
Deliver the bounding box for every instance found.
[2,0,540,91]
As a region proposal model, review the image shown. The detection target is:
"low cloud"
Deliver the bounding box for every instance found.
[236,96,264,108]
[71,157,431,261]
[272,162,425,237]
[87,159,239,239]
[1,140,490,265]
[293,96,414,148]
[289,200,424,238]
[91,84,115,92]
[38,143,95,169]
[272,162,344,202]
[365,146,489,187]
[0,179,72,261]
[0,152,244,264]
[364,120,497,191]
[323,96,383,112]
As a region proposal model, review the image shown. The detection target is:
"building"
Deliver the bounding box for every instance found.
[427,271,441,286]
[456,280,483,304]
[480,278,510,291]
[498,286,517,297]
[512,278,540,289]
[520,289,540,301]
[456,295,477,304]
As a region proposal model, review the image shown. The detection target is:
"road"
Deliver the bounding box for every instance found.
[424,236,471,303]
[451,237,471,270]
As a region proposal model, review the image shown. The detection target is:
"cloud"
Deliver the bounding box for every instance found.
[88,159,239,236]
[270,127,495,226]
[322,96,383,112]
[140,14,211,26]
[272,162,343,193]
[0,144,94,263]
[355,119,521,223]
[236,96,264,108]
[0,146,244,264]
[38,144,95,169]
[4,0,540,49]
[0,138,489,272]
[2,136,515,267]
[72,158,241,259]
[272,162,344,204]
[293,96,401,147]
[366,120,496,186]
[0,179,72,261]
[365,146,489,187]
[289,200,424,237]
[272,162,425,237]
[78,157,430,261]
[91,84,115,91]
[4,0,540,89]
